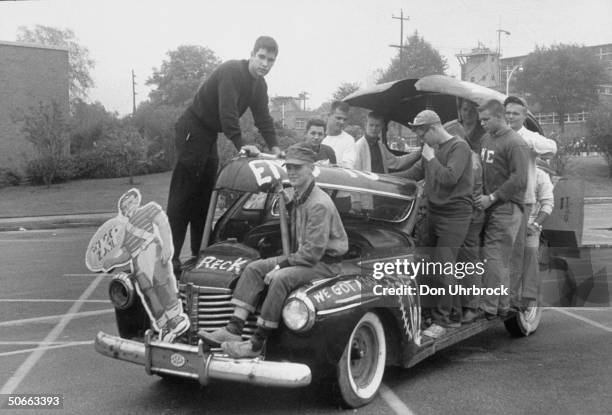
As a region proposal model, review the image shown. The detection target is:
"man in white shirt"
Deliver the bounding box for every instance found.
[322,101,357,169]
[354,111,421,174]
[504,96,557,310]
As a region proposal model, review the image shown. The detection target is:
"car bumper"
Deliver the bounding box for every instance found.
[94,330,312,388]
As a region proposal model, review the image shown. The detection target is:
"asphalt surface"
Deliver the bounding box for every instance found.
[1,228,611,414]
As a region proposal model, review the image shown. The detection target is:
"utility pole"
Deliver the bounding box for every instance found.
[131,69,137,117]
[390,9,410,68]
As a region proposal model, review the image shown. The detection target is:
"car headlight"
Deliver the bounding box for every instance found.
[282,293,315,332]
[108,272,135,310]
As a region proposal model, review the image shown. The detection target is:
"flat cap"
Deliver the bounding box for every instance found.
[284,143,317,165]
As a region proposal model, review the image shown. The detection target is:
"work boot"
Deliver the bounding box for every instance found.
[197,327,242,347]
[222,340,262,358]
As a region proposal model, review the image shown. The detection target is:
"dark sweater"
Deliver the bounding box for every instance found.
[185,59,278,150]
[397,136,473,215]
[479,126,528,204]
[312,143,337,164]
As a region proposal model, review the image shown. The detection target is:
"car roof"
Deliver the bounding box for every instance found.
[343,75,542,133]
[215,157,417,199]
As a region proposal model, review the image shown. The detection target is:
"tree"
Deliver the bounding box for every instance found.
[516,44,607,132]
[132,101,184,168]
[331,82,368,129]
[70,99,120,154]
[17,25,95,102]
[332,82,361,101]
[146,45,222,107]
[21,101,71,186]
[377,31,447,84]
[586,108,612,177]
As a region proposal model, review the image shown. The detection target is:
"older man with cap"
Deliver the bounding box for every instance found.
[198,143,349,358]
[396,110,473,338]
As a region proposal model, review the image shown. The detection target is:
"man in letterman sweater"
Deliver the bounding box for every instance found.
[396,110,473,339]
[475,99,528,319]
[167,36,281,273]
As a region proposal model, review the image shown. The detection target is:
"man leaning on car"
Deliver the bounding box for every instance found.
[198,143,349,358]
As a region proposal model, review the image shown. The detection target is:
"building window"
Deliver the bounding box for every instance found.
[295,119,306,130]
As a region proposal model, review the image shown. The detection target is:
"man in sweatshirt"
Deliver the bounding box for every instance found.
[476,99,528,319]
[396,110,473,338]
[167,36,282,273]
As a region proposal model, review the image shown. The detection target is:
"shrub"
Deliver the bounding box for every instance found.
[0,168,22,187]
[25,156,75,186]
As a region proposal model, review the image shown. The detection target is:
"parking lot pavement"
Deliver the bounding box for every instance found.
[1,228,611,414]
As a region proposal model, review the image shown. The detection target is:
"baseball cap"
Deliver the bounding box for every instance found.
[283,143,316,165]
[408,110,441,128]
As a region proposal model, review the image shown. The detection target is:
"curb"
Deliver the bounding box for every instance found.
[0,213,114,232]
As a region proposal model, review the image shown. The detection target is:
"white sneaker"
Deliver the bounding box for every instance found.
[162,313,190,342]
[422,323,446,339]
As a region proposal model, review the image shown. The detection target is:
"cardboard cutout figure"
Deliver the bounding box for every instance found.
[86,188,190,342]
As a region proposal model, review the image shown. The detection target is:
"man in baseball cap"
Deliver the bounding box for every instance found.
[397,109,474,338]
[199,142,348,358]
[407,109,442,128]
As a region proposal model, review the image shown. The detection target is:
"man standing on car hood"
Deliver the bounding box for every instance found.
[198,143,348,358]
[167,36,282,273]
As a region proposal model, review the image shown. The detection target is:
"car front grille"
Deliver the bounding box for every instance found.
[179,283,258,345]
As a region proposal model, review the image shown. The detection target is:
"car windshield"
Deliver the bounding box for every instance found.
[263,187,413,223]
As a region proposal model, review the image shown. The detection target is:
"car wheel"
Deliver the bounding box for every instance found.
[504,305,542,337]
[336,312,386,408]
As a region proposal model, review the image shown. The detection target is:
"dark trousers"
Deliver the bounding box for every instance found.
[425,211,472,325]
[167,114,219,261]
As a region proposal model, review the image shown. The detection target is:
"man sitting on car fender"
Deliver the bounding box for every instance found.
[198,143,349,358]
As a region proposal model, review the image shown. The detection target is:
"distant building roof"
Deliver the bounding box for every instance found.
[0,39,68,53]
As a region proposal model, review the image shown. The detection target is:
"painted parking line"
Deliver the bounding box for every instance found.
[0,341,94,358]
[0,309,114,328]
[0,341,87,345]
[551,308,612,333]
[0,299,110,303]
[63,273,113,277]
[0,274,105,394]
[380,383,417,415]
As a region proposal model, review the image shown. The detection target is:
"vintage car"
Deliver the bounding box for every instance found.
[94,75,588,408]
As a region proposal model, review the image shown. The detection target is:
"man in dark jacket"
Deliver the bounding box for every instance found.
[168,36,281,271]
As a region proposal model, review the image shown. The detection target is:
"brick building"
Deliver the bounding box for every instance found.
[458,42,612,140]
[269,96,313,131]
[0,40,69,172]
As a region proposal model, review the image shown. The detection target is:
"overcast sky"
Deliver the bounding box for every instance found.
[1,0,611,116]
